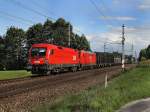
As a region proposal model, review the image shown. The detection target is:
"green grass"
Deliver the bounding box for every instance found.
[33,67,150,112]
[0,70,31,80]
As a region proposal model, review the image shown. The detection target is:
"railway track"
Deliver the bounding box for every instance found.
[0,65,135,99]
[0,66,110,85]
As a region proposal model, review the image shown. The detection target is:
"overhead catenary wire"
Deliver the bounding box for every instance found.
[30,0,57,18]
[0,0,89,50]
[0,15,30,26]
[29,0,87,35]
[29,0,85,34]
[9,0,55,21]
[0,0,136,57]
[0,10,35,25]
[89,0,114,26]
[5,0,134,52]
[89,0,129,53]
[100,0,121,26]
[8,0,86,36]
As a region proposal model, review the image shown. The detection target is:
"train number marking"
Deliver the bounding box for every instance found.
[34,61,40,64]
[73,56,76,61]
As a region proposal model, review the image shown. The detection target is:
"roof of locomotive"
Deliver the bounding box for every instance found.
[31,43,95,53]
[31,43,78,52]
[32,43,57,48]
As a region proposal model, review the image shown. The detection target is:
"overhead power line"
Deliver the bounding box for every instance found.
[12,0,86,35]
[89,0,113,26]
[29,0,86,35]
[100,0,120,26]
[10,0,55,21]
[0,10,35,25]
[105,41,121,45]
[2,0,88,39]
[30,0,57,18]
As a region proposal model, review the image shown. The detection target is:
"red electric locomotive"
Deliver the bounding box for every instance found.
[28,43,80,74]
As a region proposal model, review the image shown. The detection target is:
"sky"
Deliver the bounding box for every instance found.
[0,0,150,56]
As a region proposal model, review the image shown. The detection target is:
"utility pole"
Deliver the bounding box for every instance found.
[131,43,134,63]
[135,51,138,64]
[122,24,125,71]
[104,42,106,53]
[104,42,106,64]
[68,23,71,47]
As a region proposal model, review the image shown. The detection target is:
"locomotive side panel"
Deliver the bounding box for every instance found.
[49,46,79,65]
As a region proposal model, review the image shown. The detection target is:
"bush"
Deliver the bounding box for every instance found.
[0,63,5,70]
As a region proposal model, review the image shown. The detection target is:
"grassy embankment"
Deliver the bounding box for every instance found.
[139,59,150,67]
[33,66,150,112]
[0,70,31,80]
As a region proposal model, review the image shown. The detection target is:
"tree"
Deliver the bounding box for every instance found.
[52,18,71,47]
[139,49,147,61]
[79,34,91,51]
[42,19,53,43]
[0,18,91,70]
[70,34,78,49]
[26,18,91,51]
[0,36,6,70]
[26,23,43,49]
[4,27,26,69]
[146,45,150,59]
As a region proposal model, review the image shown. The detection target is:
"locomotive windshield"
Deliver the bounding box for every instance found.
[31,48,46,57]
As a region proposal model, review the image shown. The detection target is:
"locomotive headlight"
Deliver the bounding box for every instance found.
[44,59,49,64]
[28,59,31,64]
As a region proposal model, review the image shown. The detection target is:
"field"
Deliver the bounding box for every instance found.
[33,66,150,112]
[0,70,31,80]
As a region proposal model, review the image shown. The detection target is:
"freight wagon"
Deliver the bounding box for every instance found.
[95,52,115,67]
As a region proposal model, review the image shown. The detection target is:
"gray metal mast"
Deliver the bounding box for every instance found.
[122,24,125,70]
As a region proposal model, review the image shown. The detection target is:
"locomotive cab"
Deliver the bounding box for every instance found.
[30,47,47,65]
[27,44,51,75]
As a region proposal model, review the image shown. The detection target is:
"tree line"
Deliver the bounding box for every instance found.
[139,45,150,61]
[0,18,91,70]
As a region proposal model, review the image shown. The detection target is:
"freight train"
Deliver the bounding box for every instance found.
[27,43,122,75]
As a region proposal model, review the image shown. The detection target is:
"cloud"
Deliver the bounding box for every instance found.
[88,26,150,55]
[109,27,150,47]
[100,16,136,21]
[85,35,93,41]
[88,32,122,52]
[113,0,120,4]
[139,5,150,9]
[73,26,85,36]
[89,21,96,25]
[138,0,150,10]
